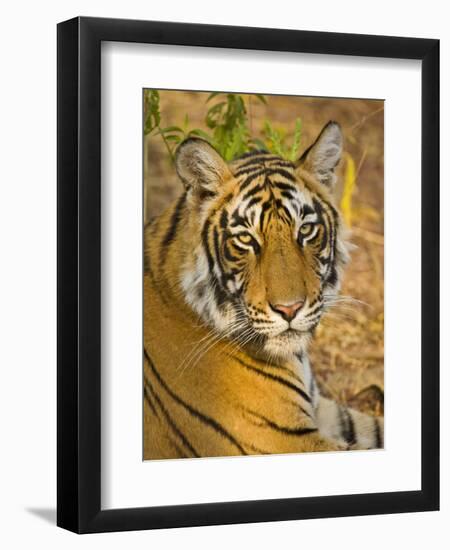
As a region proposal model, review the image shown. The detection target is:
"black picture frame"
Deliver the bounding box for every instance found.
[57,16,439,533]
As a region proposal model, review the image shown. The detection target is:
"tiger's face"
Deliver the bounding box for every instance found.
[175,122,348,361]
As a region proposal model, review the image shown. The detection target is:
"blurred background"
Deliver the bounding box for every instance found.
[144,90,384,417]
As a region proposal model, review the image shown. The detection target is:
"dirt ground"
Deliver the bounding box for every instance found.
[144,90,384,417]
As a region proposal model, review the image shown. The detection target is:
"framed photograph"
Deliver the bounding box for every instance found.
[57,17,439,533]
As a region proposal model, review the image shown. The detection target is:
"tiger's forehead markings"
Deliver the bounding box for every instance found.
[217,153,330,238]
[233,152,293,169]
[232,152,296,190]
[226,173,308,232]
[237,170,265,190]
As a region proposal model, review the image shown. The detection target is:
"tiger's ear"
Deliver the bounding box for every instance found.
[297,121,343,188]
[175,138,232,199]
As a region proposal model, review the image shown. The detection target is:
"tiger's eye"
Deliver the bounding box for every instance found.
[236,233,253,245]
[299,223,315,237]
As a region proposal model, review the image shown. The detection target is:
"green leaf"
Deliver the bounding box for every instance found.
[207,92,223,102]
[159,126,183,134]
[164,135,181,142]
[263,120,285,157]
[188,129,212,141]
[143,89,306,167]
[207,101,226,113]
[144,120,154,135]
[255,94,267,105]
[143,89,162,135]
[251,138,268,151]
[289,118,302,161]
[208,101,226,113]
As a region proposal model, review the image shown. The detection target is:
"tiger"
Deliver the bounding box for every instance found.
[143,120,384,459]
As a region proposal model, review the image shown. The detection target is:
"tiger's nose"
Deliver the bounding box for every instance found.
[270,300,304,322]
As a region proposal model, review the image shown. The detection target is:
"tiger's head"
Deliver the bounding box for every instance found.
[174,121,349,361]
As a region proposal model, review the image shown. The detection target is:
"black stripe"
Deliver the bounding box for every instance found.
[201,218,228,307]
[315,195,340,278]
[235,158,265,171]
[230,354,311,404]
[144,348,247,455]
[241,183,265,201]
[309,294,322,308]
[230,209,248,228]
[219,208,228,230]
[259,155,291,163]
[312,198,328,249]
[248,235,261,255]
[234,166,264,180]
[245,409,317,436]
[161,192,186,247]
[275,198,293,221]
[339,406,356,445]
[273,181,298,192]
[144,252,171,307]
[235,149,268,160]
[322,207,336,282]
[144,255,151,275]
[245,196,262,210]
[159,192,186,270]
[304,302,323,319]
[201,219,215,271]
[236,162,295,184]
[143,382,159,417]
[326,266,338,287]
[213,226,225,273]
[268,363,305,386]
[259,201,272,231]
[266,160,295,169]
[238,155,292,165]
[235,154,286,171]
[283,397,313,419]
[301,204,315,217]
[312,196,339,286]
[374,417,382,448]
[265,167,296,181]
[148,217,160,235]
[168,437,188,458]
[244,443,271,455]
[223,242,239,262]
[318,256,330,267]
[280,190,297,201]
[237,170,264,190]
[144,366,199,457]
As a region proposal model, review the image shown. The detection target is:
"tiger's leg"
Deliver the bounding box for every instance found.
[315,395,384,450]
[301,356,383,450]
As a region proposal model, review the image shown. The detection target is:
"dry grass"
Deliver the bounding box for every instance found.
[144,90,384,417]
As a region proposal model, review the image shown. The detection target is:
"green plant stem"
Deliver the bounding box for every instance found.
[158,126,175,163]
